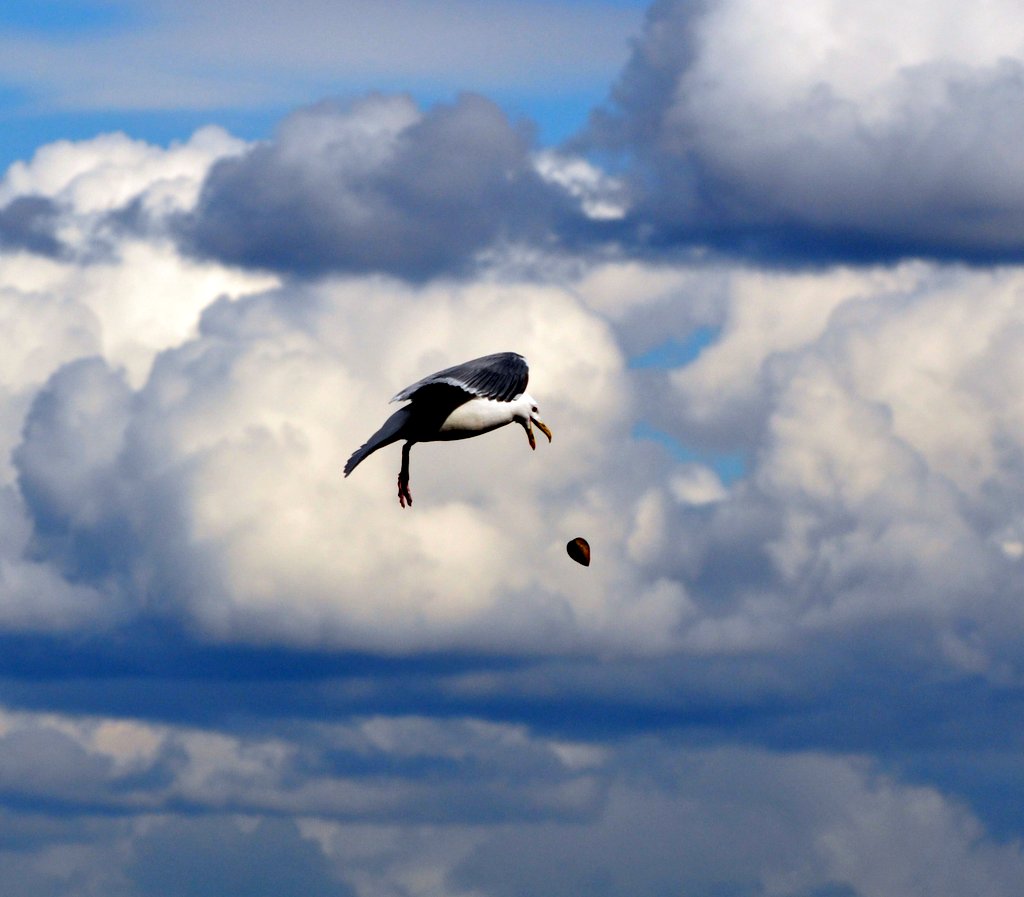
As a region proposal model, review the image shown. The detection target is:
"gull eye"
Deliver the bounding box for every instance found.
[531,405,538,413]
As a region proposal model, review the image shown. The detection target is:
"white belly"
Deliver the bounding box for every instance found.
[436,398,514,440]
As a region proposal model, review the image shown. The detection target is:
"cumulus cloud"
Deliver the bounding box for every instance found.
[178,94,581,279]
[589,0,1024,261]
[0,126,275,384]
[0,114,680,657]
[11,271,693,654]
[639,263,1024,681]
[0,126,247,216]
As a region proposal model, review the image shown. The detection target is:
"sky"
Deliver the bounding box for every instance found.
[3,1,1024,895]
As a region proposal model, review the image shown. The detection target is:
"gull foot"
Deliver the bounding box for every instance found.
[398,476,413,508]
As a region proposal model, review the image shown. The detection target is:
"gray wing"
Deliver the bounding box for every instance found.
[391,352,529,403]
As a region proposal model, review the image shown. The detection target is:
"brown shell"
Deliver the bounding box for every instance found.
[566,537,591,567]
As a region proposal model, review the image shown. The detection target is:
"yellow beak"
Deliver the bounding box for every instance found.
[526,416,552,450]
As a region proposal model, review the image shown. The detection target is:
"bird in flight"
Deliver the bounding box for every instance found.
[344,352,552,507]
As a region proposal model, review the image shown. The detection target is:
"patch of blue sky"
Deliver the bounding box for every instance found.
[629,329,742,481]
[628,325,722,370]
[488,87,609,145]
[634,422,746,484]
[1,0,132,35]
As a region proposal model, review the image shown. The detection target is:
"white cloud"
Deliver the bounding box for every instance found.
[686,0,1023,119]
[0,125,677,653]
[669,464,728,506]
[645,261,1024,672]
[668,265,907,441]
[0,128,272,636]
[0,128,277,389]
[0,126,246,213]
[534,150,628,220]
[13,271,696,653]
[596,0,1024,257]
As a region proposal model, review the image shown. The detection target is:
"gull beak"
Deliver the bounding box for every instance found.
[531,416,552,446]
[522,416,552,451]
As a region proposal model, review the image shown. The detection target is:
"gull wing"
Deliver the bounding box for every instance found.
[391,352,529,404]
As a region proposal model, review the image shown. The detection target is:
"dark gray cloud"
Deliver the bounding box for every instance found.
[0,726,114,807]
[0,828,129,897]
[450,743,1024,897]
[0,692,607,823]
[127,817,352,897]
[0,700,1020,896]
[0,196,64,257]
[0,812,351,897]
[585,0,1024,263]
[178,93,577,279]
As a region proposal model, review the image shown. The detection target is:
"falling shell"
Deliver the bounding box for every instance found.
[566,537,591,566]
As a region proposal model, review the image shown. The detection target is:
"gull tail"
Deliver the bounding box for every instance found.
[344,406,412,477]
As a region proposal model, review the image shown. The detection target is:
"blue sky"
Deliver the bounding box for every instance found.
[0,0,647,168]
[4,1,1024,895]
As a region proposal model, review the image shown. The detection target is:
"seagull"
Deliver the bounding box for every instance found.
[344,351,552,507]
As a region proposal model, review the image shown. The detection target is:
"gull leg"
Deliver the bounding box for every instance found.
[397,442,413,508]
